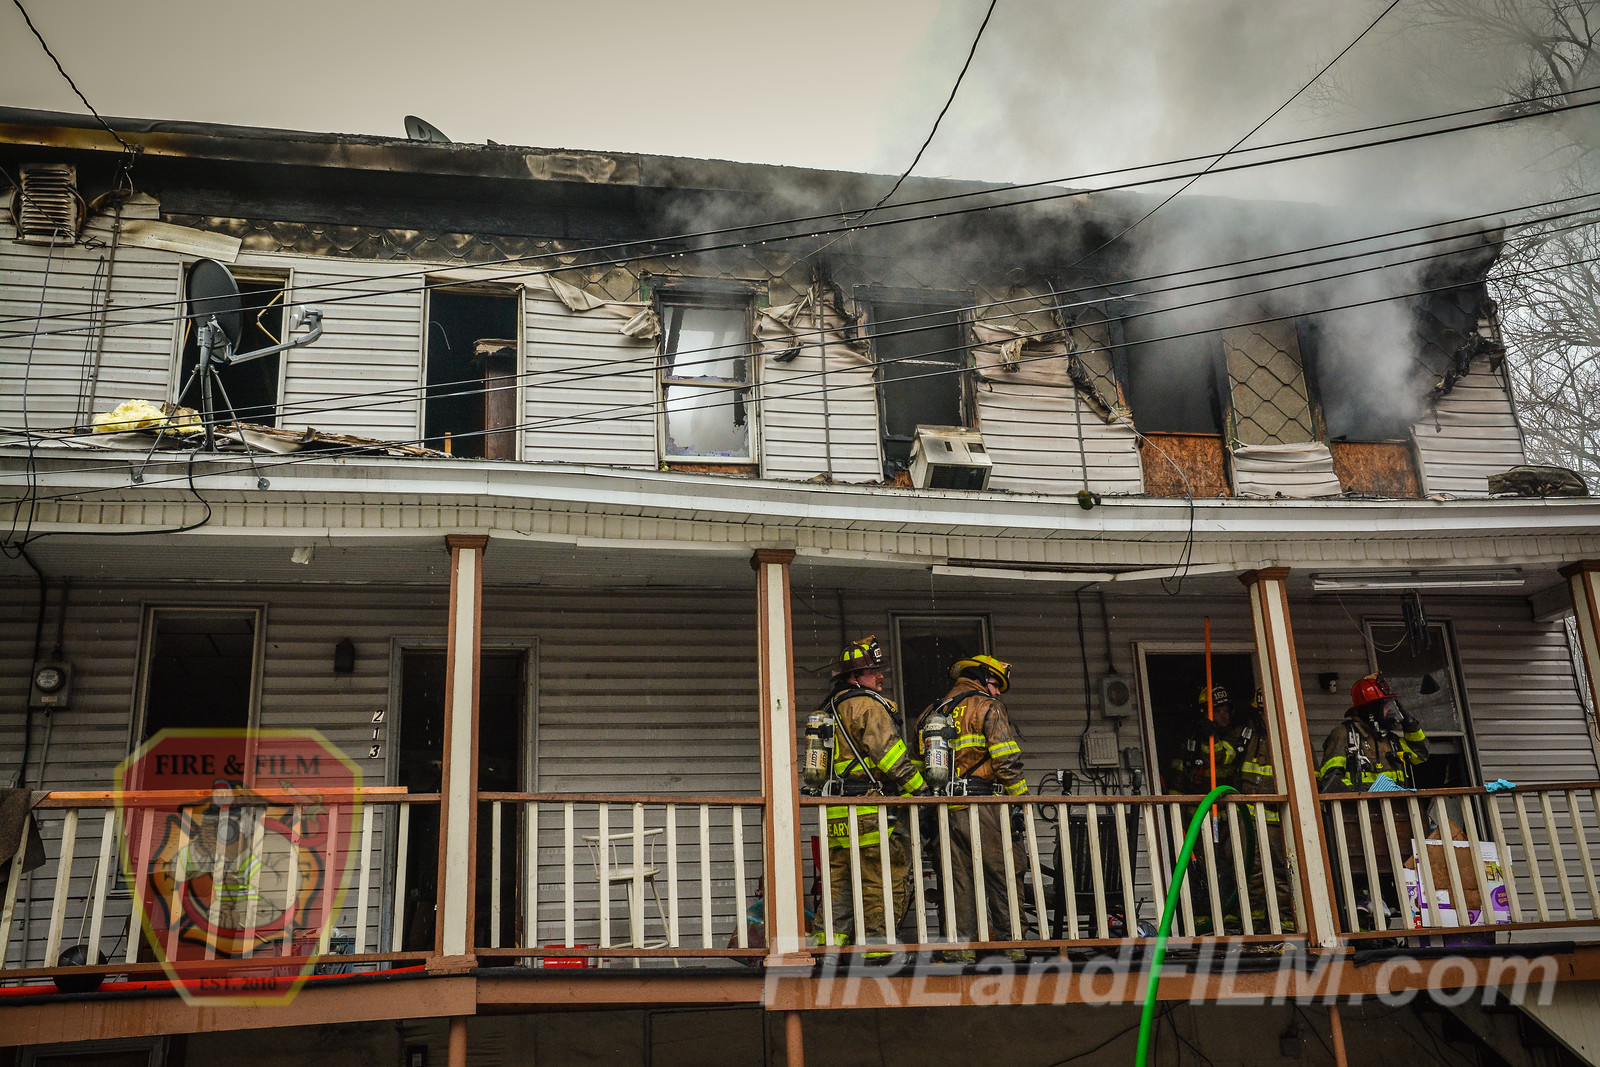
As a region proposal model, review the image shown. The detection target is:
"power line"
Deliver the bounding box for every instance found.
[4,86,1597,343]
[5,246,1591,506]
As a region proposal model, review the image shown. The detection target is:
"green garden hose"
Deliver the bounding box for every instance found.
[1134,784,1236,1067]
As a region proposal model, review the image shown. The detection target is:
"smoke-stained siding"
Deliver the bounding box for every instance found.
[1412,365,1526,498]
[521,290,658,468]
[273,256,425,441]
[977,384,1143,496]
[759,348,882,483]
[0,199,179,430]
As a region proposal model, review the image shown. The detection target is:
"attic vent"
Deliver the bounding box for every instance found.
[12,164,84,243]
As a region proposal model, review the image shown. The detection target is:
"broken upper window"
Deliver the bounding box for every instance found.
[657,292,755,462]
[1223,321,1317,446]
[866,295,970,476]
[176,268,286,426]
[424,284,520,459]
[1117,308,1225,434]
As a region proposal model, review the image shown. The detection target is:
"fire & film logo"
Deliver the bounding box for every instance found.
[115,729,362,1005]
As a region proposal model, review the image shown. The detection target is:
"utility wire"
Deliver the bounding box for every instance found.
[870,0,999,210]
[4,86,1597,341]
[5,246,1592,505]
[8,0,137,157]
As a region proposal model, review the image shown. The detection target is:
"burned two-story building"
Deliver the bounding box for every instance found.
[3,105,1600,1067]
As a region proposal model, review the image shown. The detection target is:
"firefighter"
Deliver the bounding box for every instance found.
[919,654,1026,961]
[1318,674,1430,792]
[1229,688,1295,932]
[1167,686,1241,796]
[812,636,925,953]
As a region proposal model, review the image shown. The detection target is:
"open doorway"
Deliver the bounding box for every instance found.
[393,648,530,952]
[1139,650,1257,793]
[423,287,520,459]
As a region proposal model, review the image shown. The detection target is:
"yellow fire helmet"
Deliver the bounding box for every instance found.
[950,654,1012,693]
[836,635,889,675]
[1196,685,1230,707]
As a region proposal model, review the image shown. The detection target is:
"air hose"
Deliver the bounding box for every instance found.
[1134,784,1236,1067]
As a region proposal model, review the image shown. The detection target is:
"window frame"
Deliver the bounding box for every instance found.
[1363,616,1480,787]
[419,279,525,459]
[889,613,992,723]
[652,282,760,466]
[170,262,291,427]
[859,287,976,477]
[1112,298,1229,436]
[130,603,267,752]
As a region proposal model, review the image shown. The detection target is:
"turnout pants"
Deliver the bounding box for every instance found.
[947,804,1019,942]
[828,831,911,944]
[1243,810,1295,931]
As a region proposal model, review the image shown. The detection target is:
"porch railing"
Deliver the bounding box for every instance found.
[1321,781,1600,939]
[0,789,434,983]
[800,792,1300,954]
[475,794,767,967]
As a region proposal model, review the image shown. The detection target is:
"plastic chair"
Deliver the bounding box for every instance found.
[582,828,676,967]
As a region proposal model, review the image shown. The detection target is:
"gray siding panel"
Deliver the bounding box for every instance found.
[977,383,1143,496]
[1413,366,1526,497]
[760,350,881,483]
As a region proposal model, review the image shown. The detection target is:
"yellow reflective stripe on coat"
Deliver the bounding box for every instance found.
[1241,761,1273,777]
[877,739,907,772]
[955,733,986,751]
[989,740,1021,759]
[1318,754,1347,778]
[1004,780,1028,796]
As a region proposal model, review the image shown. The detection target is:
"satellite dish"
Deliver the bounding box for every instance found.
[185,258,243,349]
[404,115,452,143]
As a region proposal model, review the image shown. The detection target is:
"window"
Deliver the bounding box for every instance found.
[176,269,286,426]
[891,615,990,723]
[424,286,520,459]
[1367,619,1475,788]
[657,292,755,462]
[136,607,263,742]
[1139,650,1258,793]
[1117,309,1226,434]
[865,295,971,476]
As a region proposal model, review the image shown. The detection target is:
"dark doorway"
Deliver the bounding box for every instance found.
[424,289,519,459]
[396,650,527,952]
[141,609,257,739]
[1143,652,1257,793]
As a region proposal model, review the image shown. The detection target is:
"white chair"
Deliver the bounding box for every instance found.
[582,827,676,967]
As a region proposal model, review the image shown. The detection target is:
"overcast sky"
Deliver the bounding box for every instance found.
[0,0,1572,214]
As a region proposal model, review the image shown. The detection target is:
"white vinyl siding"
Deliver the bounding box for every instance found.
[1412,364,1527,498]
[977,383,1143,496]
[759,348,882,483]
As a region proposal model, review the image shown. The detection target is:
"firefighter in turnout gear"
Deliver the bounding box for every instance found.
[1318,674,1430,792]
[811,636,925,952]
[1230,688,1295,932]
[918,654,1026,958]
[1167,686,1241,796]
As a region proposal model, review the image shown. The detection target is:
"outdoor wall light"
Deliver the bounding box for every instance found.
[334,638,356,674]
[1318,672,1339,694]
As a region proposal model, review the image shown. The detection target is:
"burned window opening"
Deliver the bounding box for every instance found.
[657,291,755,462]
[177,272,285,426]
[424,287,520,459]
[866,296,970,477]
[140,608,259,740]
[1117,310,1226,435]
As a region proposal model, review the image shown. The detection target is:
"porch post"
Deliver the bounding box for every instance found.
[1561,561,1600,702]
[753,548,810,965]
[436,534,488,962]
[1240,567,1339,948]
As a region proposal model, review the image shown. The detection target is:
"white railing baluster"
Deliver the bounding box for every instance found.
[1140,803,1166,939]
[733,805,748,950]
[1198,809,1223,931]
[46,809,79,966]
[87,809,116,963]
[1407,796,1442,928]
[818,806,835,945]
[391,803,411,953]
[354,804,376,954]
[1539,791,1576,920]
[1431,798,1469,929]
[1024,804,1047,945]
[665,804,679,949]
[939,805,956,942]
[1329,799,1360,932]
[563,802,575,948]
[317,804,340,956]
[1512,793,1549,921]
[969,803,988,944]
[699,804,712,949]
[875,806,892,949]
[203,803,227,961]
[1378,798,1414,931]
[1255,803,1282,935]
[490,801,503,950]
[910,802,928,945]
[847,806,866,946]
[1,814,32,967]
[130,807,154,965]
[1113,803,1137,938]
[1460,799,1494,929]
[1572,791,1600,920]
[1485,794,1521,922]
[1354,801,1385,931]
[1167,804,1196,937]
[526,801,539,951]
[1226,804,1252,936]
[597,805,610,949]
[632,803,647,960]
[1001,803,1021,941]
[1058,803,1078,941]
[1085,802,1106,939]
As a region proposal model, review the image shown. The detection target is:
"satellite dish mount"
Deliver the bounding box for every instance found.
[176,258,325,461]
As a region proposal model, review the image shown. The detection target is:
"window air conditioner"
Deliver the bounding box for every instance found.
[909,425,992,490]
[13,164,84,244]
